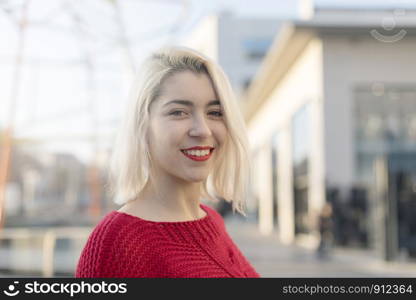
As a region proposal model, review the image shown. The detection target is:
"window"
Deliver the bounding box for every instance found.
[241,38,272,60]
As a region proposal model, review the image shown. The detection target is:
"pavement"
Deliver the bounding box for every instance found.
[224,215,416,278]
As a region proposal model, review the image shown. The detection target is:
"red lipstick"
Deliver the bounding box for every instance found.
[182,146,213,151]
[181,146,214,161]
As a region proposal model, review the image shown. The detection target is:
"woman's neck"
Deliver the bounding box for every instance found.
[119,179,206,222]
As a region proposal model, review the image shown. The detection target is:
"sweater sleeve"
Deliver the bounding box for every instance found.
[75,220,117,278]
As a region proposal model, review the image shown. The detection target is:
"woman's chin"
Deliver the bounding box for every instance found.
[181,172,209,183]
[187,176,207,183]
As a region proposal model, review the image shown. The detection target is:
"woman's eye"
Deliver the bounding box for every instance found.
[170,110,186,116]
[209,111,223,117]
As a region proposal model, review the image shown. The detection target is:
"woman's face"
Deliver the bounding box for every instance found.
[148,70,227,184]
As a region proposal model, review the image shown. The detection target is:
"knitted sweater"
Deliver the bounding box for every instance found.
[76,204,260,278]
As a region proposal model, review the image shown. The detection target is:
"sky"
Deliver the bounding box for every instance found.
[1,0,416,164]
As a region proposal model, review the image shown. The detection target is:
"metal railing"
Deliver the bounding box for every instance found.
[0,227,91,277]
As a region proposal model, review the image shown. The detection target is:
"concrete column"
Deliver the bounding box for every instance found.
[278,126,295,244]
[257,143,274,235]
[309,97,326,232]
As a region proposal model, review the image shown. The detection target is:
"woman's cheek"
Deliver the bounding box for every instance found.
[213,123,227,145]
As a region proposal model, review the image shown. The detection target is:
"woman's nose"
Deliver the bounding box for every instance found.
[189,115,212,138]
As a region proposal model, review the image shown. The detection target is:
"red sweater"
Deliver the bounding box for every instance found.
[76,204,260,278]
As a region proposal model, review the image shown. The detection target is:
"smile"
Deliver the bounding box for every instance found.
[181,148,214,161]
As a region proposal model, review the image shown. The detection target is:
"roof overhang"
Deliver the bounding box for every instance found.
[242,23,315,123]
[242,19,416,124]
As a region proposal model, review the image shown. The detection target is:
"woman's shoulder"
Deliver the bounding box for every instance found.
[201,203,226,228]
[201,203,220,217]
[76,211,162,277]
[83,204,225,246]
[86,210,159,245]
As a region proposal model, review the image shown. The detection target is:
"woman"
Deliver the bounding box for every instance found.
[316,202,334,259]
[76,46,259,278]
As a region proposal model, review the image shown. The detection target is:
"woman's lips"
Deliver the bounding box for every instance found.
[181,149,214,161]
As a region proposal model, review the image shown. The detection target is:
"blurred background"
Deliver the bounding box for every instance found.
[1,0,416,277]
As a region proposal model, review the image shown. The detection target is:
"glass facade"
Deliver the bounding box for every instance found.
[354,84,416,255]
[292,104,311,234]
[354,84,416,184]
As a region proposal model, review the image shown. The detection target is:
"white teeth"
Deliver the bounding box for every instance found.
[183,149,210,156]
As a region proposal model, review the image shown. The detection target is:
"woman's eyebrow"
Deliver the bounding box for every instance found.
[163,99,221,107]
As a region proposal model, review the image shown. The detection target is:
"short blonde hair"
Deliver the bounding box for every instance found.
[107,46,250,214]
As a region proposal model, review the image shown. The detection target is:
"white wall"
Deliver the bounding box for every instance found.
[322,34,416,189]
[180,15,219,61]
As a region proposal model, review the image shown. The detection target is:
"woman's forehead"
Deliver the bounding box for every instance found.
[166,70,215,91]
[161,99,221,109]
[157,71,220,106]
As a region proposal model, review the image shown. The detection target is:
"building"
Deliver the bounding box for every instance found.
[180,11,281,99]
[2,140,112,227]
[243,6,416,261]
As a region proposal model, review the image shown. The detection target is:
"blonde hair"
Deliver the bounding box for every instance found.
[107,46,250,215]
